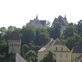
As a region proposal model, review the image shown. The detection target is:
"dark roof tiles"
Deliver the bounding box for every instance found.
[72,46,82,53]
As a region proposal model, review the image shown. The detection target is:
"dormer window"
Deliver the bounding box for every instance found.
[61,47,63,51]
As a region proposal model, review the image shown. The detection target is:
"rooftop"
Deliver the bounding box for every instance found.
[72,46,82,53]
[38,39,65,52]
[9,31,20,40]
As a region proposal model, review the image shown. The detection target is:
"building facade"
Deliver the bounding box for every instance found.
[28,15,47,28]
[71,46,82,62]
[38,39,71,62]
[8,31,27,62]
[8,31,21,54]
[38,39,82,62]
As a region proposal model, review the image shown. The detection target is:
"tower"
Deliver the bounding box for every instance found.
[8,31,21,54]
[64,14,67,20]
[8,31,27,62]
[36,14,38,19]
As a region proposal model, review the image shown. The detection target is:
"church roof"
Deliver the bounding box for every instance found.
[38,39,65,52]
[58,15,68,25]
[71,46,82,53]
[40,20,46,25]
[9,31,20,40]
[52,15,68,26]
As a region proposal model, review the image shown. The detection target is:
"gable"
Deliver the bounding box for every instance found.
[38,39,70,52]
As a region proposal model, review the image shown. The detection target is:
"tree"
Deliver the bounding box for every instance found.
[62,23,77,39]
[35,28,50,45]
[49,22,61,39]
[61,34,82,49]
[0,27,6,40]
[21,24,36,44]
[25,50,37,62]
[40,51,56,62]
[0,40,8,62]
[78,20,82,36]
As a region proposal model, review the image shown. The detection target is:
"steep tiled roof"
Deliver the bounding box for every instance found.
[40,20,46,25]
[58,15,68,25]
[38,39,65,52]
[52,15,68,26]
[9,31,20,40]
[72,46,82,53]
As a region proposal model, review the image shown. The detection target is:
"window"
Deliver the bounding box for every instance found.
[61,47,63,51]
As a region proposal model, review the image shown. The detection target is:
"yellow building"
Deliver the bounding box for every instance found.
[71,46,82,62]
[38,39,71,62]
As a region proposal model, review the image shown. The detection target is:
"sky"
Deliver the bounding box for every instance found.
[0,0,82,28]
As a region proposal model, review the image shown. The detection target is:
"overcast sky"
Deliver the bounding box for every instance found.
[0,0,82,28]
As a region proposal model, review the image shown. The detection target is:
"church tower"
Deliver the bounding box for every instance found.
[8,31,21,54]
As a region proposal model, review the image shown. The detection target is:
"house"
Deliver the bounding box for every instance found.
[71,46,82,62]
[38,39,71,62]
[28,15,47,28]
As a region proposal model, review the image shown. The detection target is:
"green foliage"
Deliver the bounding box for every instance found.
[21,43,40,62]
[78,20,82,36]
[25,50,37,62]
[35,28,50,45]
[0,40,8,62]
[0,19,82,62]
[49,22,61,39]
[21,45,37,62]
[21,24,36,44]
[61,23,82,49]
[40,51,56,62]
[62,23,77,39]
[61,33,82,49]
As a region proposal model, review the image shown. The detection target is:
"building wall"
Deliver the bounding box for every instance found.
[38,51,71,62]
[8,40,21,54]
[38,45,71,62]
[29,18,47,28]
[53,52,71,62]
[30,22,43,28]
[71,53,82,62]
[16,53,27,62]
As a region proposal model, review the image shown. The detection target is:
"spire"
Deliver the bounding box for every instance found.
[64,14,67,20]
[36,14,38,19]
